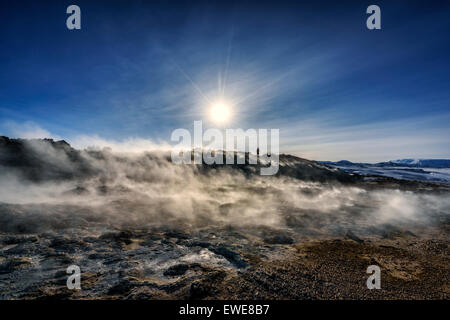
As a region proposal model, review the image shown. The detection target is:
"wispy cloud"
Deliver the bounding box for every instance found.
[278,114,450,162]
[70,135,171,153]
[1,121,61,140]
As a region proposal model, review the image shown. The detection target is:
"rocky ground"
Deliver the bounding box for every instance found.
[0,219,448,299]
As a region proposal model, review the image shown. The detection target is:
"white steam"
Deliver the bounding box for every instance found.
[0,140,449,236]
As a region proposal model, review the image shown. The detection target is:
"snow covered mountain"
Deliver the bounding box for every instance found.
[322,159,450,168]
[389,159,450,168]
[321,159,450,183]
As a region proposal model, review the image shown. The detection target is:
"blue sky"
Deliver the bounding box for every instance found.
[0,0,449,161]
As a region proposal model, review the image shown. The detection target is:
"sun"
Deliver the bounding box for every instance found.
[209,101,232,124]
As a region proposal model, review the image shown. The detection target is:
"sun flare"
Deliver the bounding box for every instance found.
[209,102,232,124]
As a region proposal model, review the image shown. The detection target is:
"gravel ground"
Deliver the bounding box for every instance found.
[0,223,448,300]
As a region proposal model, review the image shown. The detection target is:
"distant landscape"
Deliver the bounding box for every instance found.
[321,159,450,183]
